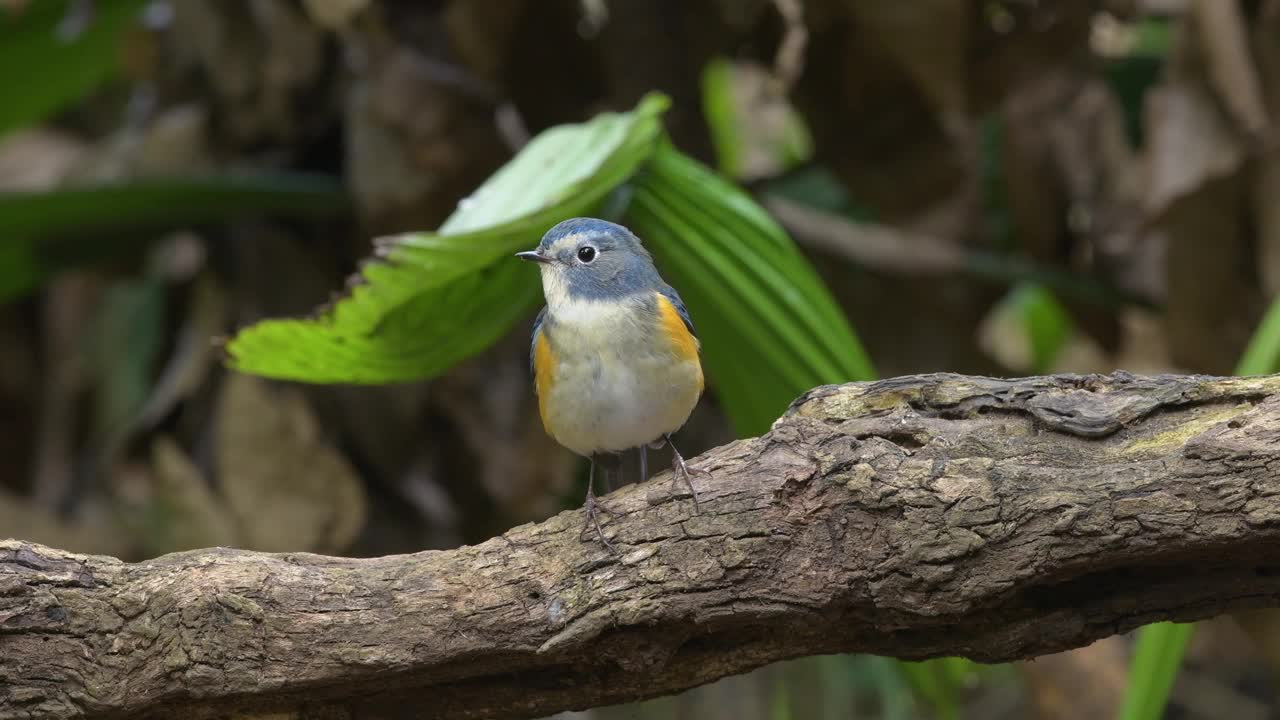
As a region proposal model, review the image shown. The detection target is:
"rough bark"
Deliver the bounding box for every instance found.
[6,372,1280,720]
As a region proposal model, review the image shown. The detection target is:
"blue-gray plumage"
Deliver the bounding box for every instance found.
[517,217,706,551]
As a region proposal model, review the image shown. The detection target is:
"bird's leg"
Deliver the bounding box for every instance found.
[580,454,618,553]
[602,452,623,492]
[639,444,649,483]
[664,433,708,513]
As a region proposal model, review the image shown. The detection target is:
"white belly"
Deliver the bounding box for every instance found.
[542,302,702,456]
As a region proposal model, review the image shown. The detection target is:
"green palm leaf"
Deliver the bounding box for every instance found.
[226,94,669,382]
[227,93,874,441]
[628,142,875,435]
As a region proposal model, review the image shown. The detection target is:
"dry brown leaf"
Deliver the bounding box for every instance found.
[1142,0,1188,11]
[443,0,525,86]
[1111,308,1182,374]
[0,129,86,191]
[149,435,238,552]
[1175,616,1273,720]
[1000,69,1142,352]
[770,0,807,92]
[345,77,440,229]
[708,0,773,31]
[1144,82,1246,215]
[976,293,1037,372]
[1251,0,1280,294]
[1192,0,1268,137]
[301,0,369,31]
[718,61,812,181]
[168,0,329,143]
[1159,173,1259,373]
[1255,0,1280,114]
[68,104,214,184]
[1170,674,1269,720]
[847,0,971,134]
[1254,152,1280,295]
[1229,608,1280,694]
[134,104,214,175]
[346,47,508,232]
[1021,637,1129,720]
[216,374,366,554]
[429,330,577,522]
[0,491,131,558]
[30,274,100,510]
[133,272,224,433]
[1002,70,1144,255]
[1145,12,1263,372]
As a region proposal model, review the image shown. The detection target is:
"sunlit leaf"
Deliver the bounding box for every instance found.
[0,173,348,301]
[980,282,1074,374]
[1236,295,1280,376]
[628,141,875,436]
[227,95,871,439]
[701,58,744,178]
[1102,17,1170,146]
[0,0,146,137]
[1019,287,1072,372]
[226,94,670,382]
[700,56,813,181]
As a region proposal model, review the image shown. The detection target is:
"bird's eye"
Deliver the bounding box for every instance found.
[577,246,597,263]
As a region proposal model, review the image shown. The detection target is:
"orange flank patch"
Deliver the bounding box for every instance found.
[656,293,704,392]
[533,331,556,427]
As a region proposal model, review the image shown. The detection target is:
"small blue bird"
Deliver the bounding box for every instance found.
[517,217,706,550]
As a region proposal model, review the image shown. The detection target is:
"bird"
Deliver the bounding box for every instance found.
[517,217,706,551]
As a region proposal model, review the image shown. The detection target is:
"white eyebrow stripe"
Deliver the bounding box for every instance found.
[546,232,587,255]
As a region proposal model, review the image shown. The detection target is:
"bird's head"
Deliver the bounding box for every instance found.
[516,217,660,306]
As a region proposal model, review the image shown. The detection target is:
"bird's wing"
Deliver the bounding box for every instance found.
[530,305,548,379]
[656,284,696,338]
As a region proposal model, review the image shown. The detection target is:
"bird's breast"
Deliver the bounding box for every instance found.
[537,298,702,456]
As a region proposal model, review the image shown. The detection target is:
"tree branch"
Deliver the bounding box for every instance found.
[7,372,1280,720]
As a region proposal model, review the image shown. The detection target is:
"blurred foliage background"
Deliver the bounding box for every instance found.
[5,0,1280,718]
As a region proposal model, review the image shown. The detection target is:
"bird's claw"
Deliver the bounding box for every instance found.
[579,487,619,553]
[669,449,708,513]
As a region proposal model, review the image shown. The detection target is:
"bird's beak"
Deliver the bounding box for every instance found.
[515,250,552,264]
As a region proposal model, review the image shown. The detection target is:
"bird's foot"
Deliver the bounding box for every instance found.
[579,487,619,553]
[669,443,709,513]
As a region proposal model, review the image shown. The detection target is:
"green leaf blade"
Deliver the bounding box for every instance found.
[1117,622,1195,720]
[0,0,147,137]
[1118,284,1280,720]
[0,173,348,238]
[226,94,670,383]
[629,143,874,436]
[225,263,541,384]
[0,172,349,302]
[1236,295,1280,376]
